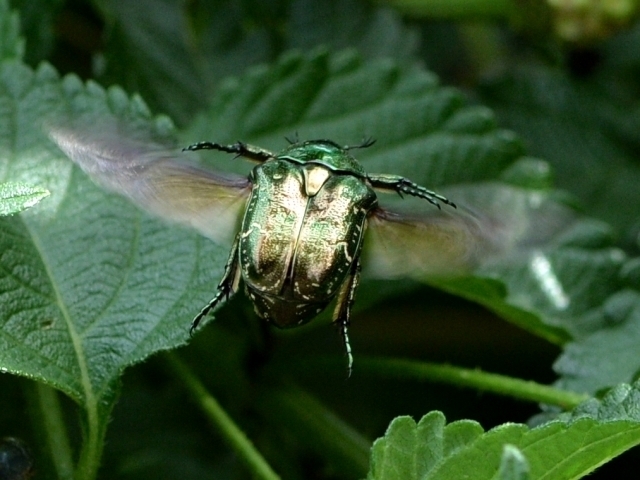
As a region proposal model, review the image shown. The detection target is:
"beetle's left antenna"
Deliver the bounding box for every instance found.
[183,141,274,163]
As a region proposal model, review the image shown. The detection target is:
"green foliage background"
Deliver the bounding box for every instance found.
[1,0,640,479]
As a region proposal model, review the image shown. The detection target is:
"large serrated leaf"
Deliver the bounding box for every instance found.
[97,0,418,127]
[0,60,231,476]
[368,381,640,480]
[186,50,526,188]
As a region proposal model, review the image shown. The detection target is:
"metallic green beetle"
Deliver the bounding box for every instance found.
[51,129,484,374]
[183,139,455,372]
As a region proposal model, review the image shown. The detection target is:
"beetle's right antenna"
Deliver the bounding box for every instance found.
[285,132,300,145]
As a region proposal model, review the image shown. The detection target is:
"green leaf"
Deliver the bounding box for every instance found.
[367,380,640,480]
[8,0,62,64]
[0,0,24,60]
[479,63,640,238]
[554,289,640,394]
[0,61,229,477]
[96,0,418,126]
[0,181,49,215]
[494,445,530,480]
[286,0,419,60]
[185,49,524,182]
[367,412,483,480]
[96,0,206,126]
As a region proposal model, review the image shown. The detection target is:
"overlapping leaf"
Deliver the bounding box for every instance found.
[368,381,640,479]
[97,0,418,126]
[0,181,48,215]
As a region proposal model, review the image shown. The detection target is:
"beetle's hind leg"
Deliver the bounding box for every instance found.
[367,174,456,209]
[182,141,274,163]
[333,259,362,378]
[190,236,241,335]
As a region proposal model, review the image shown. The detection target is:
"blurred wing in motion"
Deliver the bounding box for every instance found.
[363,183,576,280]
[49,127,251,246]
[363,204,491,279]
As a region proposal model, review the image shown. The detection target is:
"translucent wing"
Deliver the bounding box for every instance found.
[49,127,251,246]
[363,183,575,280]
[363,204,493,279]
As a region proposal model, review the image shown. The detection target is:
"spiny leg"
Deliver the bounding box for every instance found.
[182,141,274,163]
[190,236,241,335]
[367,173,456,209]
[333,258,362,378]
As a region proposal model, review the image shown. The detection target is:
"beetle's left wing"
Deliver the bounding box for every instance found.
[49,127,251,246]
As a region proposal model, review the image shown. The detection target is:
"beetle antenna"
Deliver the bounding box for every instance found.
[344,137,376,150]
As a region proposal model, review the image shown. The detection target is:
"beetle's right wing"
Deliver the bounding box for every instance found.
[49,127,252,246]
[363,205,492,280]
[363,183,575,280]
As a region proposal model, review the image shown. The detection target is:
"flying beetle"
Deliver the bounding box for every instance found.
[50,127,499,375]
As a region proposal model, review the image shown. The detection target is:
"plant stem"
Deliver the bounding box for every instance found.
[357,357,589,409]
[256,385,370,478]
[165,353,281,480]
[74,400,106,480]
[35,383,75,480]
[382,0,516,18]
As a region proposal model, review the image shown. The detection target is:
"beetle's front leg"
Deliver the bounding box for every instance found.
[367,174,456,209]
[190,235,242,335]
[333,258,362,377]
[182,141,274,163]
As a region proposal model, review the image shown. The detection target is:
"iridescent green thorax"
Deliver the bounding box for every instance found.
[277,140,367,177]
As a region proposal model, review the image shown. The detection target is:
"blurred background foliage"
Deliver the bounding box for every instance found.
[20,0,640,244]
[2,0,640,478]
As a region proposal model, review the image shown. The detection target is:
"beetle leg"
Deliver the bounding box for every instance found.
[190,235,241,335]
[183,141,274,163]
[367,174,456,209]
[333,258,362,377]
